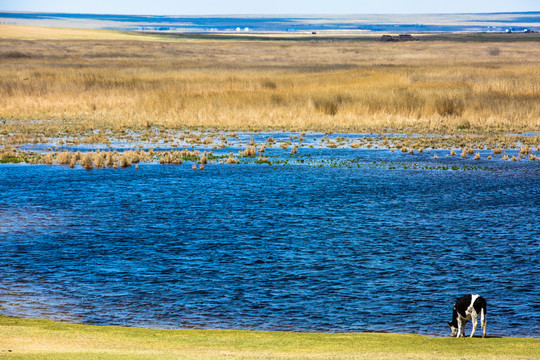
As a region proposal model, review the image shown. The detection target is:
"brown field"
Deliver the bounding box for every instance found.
[0,24,161,41]
[0,25,539,149]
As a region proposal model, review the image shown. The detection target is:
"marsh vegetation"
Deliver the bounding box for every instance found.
[1,29,539,169]
[1,32,539,145]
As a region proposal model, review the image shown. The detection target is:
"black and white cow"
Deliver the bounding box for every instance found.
[448,294,487,338]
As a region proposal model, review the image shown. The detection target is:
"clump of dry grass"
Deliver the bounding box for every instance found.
[93,152,105,168]
[488,47,502,56]
[226,156,239,164]
[119,154,131,168]
[80,153,93,170]
[69,155,76,168]
[460,147,475,158]
[312,95,344,116]
[241,146,257,157]
[57,151,72,165]
[520,145,532,155]
[434,97,464,117]
[39,153,53,165]
[179,149,200,160]
[128,151,141,164]
[159,151,187,164]
[106,152,116,167]
[261,79,277,90]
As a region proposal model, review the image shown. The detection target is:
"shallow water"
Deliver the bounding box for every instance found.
[0,148,539,337]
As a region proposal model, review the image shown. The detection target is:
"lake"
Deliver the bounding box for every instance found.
[0,146,539,337]
[2,11,540,33]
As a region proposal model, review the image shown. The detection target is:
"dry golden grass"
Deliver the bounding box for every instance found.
[0,24,167,41]
[0,27,539,143]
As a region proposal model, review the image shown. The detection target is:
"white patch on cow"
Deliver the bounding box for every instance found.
[469,294,480,313]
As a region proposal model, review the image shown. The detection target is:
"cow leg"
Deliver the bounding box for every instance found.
[470,313,478,338]
[461,319,467,337]
[481,309,487,338]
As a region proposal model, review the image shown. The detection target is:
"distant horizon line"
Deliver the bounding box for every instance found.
[2,10,539,17]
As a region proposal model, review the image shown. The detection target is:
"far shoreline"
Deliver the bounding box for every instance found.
[3,24,540,42]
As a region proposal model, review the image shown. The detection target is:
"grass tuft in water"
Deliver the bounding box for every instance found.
[80,153,93,170]
[119,154,131,168]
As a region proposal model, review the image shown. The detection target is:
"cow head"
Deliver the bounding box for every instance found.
[448,321,458,337]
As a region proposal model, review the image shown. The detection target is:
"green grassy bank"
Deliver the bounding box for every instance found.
[0,316,538,359]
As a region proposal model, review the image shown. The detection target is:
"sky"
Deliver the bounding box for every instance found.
[1,0,538,15]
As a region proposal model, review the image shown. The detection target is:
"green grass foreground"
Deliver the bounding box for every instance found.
[0,316,538,359]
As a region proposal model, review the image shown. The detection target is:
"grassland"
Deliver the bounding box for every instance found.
[1,25,540,135]
[0,25,539,165]
[0,25,170,41]
[1,315,538,360]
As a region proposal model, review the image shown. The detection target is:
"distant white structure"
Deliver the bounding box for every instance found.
[244,27,249,32]
[236,27,241,32]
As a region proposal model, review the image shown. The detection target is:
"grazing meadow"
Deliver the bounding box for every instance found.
[1,315,539,360]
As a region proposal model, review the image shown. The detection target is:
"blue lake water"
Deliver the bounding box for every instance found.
[0,148,539,337]
[1,12,540,32]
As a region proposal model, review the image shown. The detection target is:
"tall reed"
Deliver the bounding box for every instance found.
[1,38,539,139]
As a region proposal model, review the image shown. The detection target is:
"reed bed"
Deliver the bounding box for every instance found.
[1,37,539,145]
[1,138,537,169]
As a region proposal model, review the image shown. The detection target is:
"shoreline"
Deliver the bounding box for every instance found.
[2,313,539,339]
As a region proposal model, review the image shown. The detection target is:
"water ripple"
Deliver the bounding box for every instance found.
[0,156,538,337]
